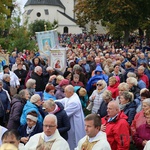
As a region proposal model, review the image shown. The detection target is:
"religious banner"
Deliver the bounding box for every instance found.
[36,29,60,64]
[50,49,66,73]
[0,54,9,72]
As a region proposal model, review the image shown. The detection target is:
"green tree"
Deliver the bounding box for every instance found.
[75,0,150,44]
[29,19,58,36]
[0,0,12,15]
[0,0,14,37]
[0,7,37,52]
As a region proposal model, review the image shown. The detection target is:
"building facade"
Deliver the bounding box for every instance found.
[23,0,106,34]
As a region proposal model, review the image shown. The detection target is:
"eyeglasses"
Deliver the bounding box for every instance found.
[97,84,102,86]
[43,125,56,128]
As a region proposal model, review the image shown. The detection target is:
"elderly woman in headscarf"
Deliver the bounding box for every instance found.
[89,80,107,114]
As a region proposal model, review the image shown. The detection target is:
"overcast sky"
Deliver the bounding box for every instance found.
[16,0,27,13]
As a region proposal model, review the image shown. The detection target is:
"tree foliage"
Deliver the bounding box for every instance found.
[75,0,150,44]
[29,19,58,36]
[0,2,37,52]
[0,0,12,16]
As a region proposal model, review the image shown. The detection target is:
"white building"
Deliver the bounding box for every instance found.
[23,0,106,34]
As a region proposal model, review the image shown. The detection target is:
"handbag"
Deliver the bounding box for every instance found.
[86,101,94,111]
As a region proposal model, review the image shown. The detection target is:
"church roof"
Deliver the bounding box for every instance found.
[57,10,76,23]
[25,0,65,9]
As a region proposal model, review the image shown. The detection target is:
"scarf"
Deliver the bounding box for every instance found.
[26,125,36,135]
[119,102,130,110]
[48,104,60,114]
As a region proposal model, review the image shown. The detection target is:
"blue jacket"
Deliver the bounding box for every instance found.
[137,58,147,66]
[9,56,16,68]
[121,58,128,69]
[0,89,10,117]
[123,101,137,125]
[124,67,135,80]
[82,63,91,73]
[43,91,56,101]
[97,100,108,118]
[86,65,108,92]
[74,86,88,108]
[20,101,43,125]
[138,80,146,89]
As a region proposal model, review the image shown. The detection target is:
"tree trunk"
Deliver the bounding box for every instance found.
[146,28,150,45]
[139,28,144,37]
[124,29,129,45]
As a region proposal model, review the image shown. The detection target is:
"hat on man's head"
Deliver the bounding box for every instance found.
[3,65,9,70]
[59,79,69,87]
[30,94,41,103]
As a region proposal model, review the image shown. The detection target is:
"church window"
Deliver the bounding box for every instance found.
[64,26,68,33]
[44,9,49,15]
[27,9,33,15]
[37,12,41,17]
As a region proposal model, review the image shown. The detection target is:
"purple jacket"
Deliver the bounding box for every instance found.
[133,123,150,150]
[7,97,26,130]
[55,85,65,99]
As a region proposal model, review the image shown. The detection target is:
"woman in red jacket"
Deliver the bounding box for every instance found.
[107,76,119,99]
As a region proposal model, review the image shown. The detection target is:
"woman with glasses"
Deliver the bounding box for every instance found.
[89,80,107,114]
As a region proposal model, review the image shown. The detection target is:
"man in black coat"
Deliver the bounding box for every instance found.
[31,66,45,93]
[14,64,27,91]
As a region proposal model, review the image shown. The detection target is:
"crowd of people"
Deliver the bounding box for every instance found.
[0,33,150,149]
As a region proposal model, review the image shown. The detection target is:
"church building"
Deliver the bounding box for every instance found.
[23,0,83,34]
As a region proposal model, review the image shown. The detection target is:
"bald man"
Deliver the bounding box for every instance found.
[101,101,130,150]
[31,66,45,92]
[56,85,85,150]
[25,114,70,150]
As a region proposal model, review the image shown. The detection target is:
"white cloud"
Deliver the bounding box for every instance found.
[16,0,27,13]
